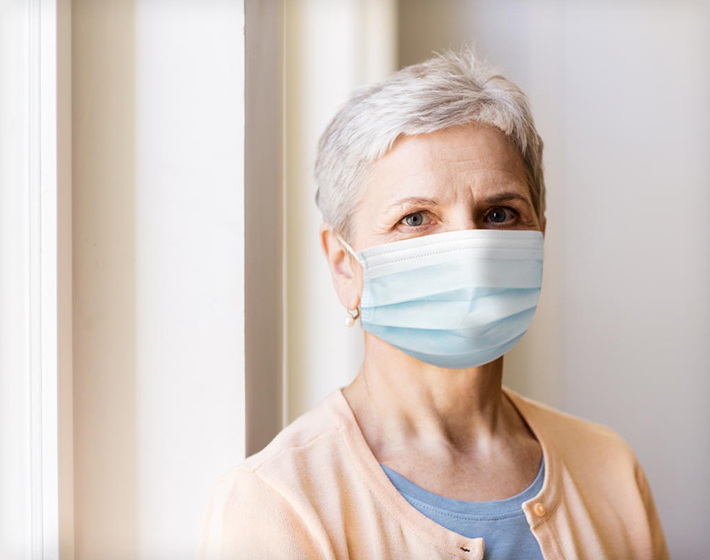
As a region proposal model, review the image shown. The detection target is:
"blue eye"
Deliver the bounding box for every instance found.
[401,211,428,227]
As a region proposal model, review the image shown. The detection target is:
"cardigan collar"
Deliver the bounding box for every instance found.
[324,384,563,560]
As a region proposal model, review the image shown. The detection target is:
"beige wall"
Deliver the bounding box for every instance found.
[72,1,245,558]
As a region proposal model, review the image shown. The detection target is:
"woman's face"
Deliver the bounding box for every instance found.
[320,122,546,312]
[352,122,545,251]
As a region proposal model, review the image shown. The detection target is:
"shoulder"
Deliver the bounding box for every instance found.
[218,389,347,497]
[238,390,346,479]
[505,386,639,469]
[504,388,670,558]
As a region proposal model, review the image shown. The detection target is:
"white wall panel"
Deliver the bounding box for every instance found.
[0,2,34,556]
[1,0,72,558]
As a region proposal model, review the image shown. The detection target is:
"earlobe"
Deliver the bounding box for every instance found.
[344,306,360,327]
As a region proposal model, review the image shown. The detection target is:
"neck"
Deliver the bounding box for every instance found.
[344,333,512,462]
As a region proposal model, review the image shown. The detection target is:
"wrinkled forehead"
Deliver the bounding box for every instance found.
[360,124,529,204]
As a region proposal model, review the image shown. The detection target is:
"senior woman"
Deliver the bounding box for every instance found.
[198,50,669,560]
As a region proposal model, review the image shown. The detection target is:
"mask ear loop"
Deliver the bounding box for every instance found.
[335,233,364,266]
[335,232,363,327]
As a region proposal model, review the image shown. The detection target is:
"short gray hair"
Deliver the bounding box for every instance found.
[314,48,546,243]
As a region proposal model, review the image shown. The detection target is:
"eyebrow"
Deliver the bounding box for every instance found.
[387,192,532,212]
[483,192,533,208]
[387,196,441,211]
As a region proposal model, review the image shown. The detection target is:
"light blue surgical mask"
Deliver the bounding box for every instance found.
[336,228,544,369]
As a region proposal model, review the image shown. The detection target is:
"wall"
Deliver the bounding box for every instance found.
[72,1,245,558]
[284,0,398,421]
[398,0,710,556]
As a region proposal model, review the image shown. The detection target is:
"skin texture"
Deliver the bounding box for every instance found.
[319,122,547,501]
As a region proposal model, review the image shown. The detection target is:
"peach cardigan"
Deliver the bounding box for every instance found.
[197,385,669,559]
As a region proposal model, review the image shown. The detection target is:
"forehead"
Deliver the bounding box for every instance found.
[368,123,528,188]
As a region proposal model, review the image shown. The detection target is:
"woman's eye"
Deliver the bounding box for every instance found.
[400,211,430,228]
[485,207,516,225]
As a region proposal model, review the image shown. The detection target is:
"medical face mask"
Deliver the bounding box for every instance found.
[336,228,544,369]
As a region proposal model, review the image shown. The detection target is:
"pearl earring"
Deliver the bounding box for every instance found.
[345,307,360,327]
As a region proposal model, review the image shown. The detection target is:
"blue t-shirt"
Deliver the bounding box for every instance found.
[380,456,545,560]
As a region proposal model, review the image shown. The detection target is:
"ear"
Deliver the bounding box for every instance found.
[319,223,363,310]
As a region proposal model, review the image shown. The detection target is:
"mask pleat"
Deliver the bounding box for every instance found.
[364,258,542,307]
[364,307,536,355]
[362,288,541,330]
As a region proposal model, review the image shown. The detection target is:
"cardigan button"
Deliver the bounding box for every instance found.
[533,502,546,517]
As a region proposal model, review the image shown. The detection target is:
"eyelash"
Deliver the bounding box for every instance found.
[398,207,520,228]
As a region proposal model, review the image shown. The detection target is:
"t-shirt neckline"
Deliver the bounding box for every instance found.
[379,452,545,520]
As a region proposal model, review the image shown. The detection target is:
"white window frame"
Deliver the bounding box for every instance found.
[0,0,71,558]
